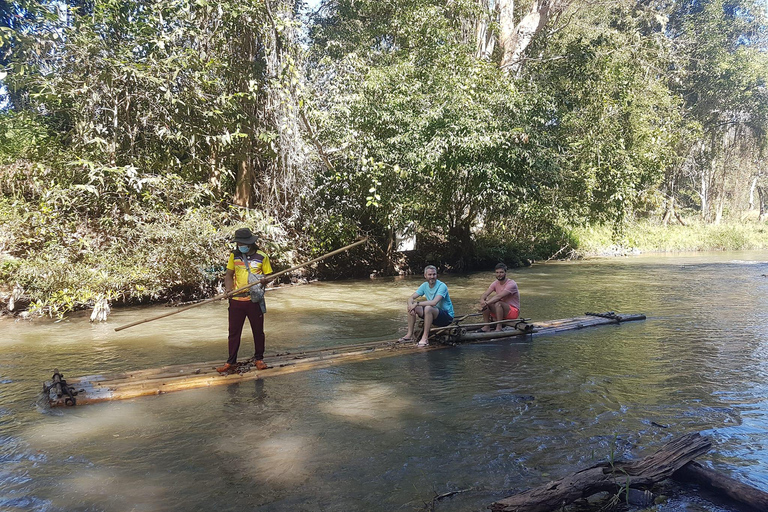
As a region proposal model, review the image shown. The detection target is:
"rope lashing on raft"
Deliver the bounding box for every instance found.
[43,369,80,406]
[585,311,624,321]
[428,317,535,342]
[511,320,534,333]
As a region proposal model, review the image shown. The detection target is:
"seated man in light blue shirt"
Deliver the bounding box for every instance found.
[399,265,454,347]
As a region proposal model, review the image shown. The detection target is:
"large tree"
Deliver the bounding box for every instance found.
[664,0,768,223]
[9,0,308,216]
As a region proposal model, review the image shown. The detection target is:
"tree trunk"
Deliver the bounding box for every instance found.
[713,157,727,224]
[662,195,674,226]
[209,146,221,198]
[474,0,497,59]
[699,161,711,221]
[497,0,515,65]
[758,186,766,222]
[714,192,724,224]
[675,209,687,226]
[233,157,254,208]
[749,176,758,210]
[501,1,567,75]
[490,432,712,512]
[448,221,474,271]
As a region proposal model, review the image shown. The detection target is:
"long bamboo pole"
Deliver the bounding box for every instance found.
[114,237,368,332]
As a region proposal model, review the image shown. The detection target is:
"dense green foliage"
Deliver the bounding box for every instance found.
[1,0,767,316]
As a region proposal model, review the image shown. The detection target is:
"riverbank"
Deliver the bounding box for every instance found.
[2,198,766,319]
[571,220,768,257]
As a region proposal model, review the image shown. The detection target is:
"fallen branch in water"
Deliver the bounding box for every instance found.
[422,488,474,512]
[489,432,768,512]
[673,460,768,511]
[489,432,711,512]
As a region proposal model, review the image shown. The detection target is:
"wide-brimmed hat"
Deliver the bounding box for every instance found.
[232,227,258,245]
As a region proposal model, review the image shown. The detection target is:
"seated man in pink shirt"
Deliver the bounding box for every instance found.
[479,263,520,332]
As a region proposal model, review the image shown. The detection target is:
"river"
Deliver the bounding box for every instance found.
[1,251,767,511]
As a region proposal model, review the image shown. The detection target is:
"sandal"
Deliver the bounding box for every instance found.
[397,336,413,343]
[417,341,429,347]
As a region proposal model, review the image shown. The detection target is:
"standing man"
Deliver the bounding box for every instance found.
[400,265,454,347]
[217,228,272,373]
[479,263,520,332]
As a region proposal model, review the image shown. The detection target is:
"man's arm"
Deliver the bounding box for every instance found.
[418,294,443,307]
[407,291,425,311]
[225,269,235,293]
[479,283,496,309]
[486,288,511,305]
[260,254,273,286]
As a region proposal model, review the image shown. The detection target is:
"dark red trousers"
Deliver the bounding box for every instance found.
[227,299,265,364]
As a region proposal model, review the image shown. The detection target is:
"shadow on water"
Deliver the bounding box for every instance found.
[1,251,767,510]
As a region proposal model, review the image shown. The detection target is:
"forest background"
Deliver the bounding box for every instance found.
[1,0,767,318]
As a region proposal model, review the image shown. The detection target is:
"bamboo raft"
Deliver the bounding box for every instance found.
[43,311,645,407]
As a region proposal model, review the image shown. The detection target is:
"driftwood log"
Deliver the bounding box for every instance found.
[489,432,712,512]
[674,460,768,511]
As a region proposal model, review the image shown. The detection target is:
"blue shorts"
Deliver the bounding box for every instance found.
[434,309,453,327]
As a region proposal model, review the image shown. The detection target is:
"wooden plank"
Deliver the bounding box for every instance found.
[44,312,646,407]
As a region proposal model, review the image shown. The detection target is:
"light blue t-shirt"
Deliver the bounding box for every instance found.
[415,279,454,318]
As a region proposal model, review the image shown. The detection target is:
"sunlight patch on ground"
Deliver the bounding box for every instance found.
[318,382,414,429]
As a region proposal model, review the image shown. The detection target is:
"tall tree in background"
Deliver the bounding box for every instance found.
[523,1,683,229]
[308,0,565,267]
[665,0,768,223]
[228,0,307,215]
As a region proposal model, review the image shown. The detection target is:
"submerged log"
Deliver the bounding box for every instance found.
[489,433,712,512]
[674,461,768,511]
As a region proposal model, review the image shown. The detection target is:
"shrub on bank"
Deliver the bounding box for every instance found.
[0,198,231,317]
[474,224,578,267]
[0,160,301,318]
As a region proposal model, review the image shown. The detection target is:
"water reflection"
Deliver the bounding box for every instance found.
[0,251,767,510]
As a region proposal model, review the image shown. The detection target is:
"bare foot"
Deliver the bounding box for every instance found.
[481,326,491,332]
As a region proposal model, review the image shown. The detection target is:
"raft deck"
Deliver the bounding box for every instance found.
[44,312,645,407]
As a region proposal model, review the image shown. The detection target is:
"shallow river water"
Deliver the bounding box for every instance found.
[1,251,768,512]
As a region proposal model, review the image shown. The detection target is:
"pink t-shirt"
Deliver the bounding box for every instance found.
[487,279,520,310]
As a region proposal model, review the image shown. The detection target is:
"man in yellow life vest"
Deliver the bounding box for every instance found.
[217,228,273,373]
